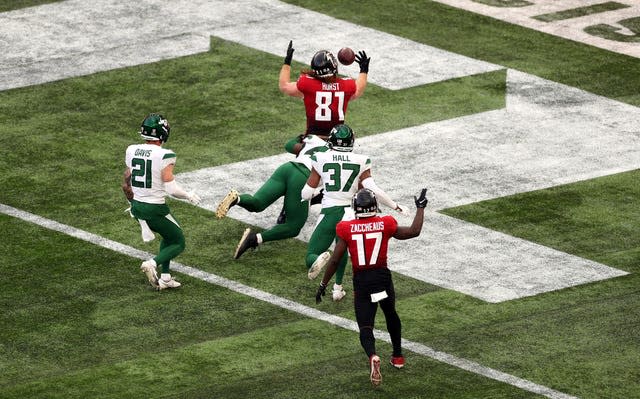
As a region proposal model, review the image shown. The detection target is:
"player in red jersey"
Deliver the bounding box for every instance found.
[315,188,428,387]
[279,40,370,138]
[276,41,370,225]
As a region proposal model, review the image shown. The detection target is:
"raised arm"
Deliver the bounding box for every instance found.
[279,40,303,98]
[352,50,370,100]
[394,189,428,240]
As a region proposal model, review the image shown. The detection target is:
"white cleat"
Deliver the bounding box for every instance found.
[140,260,158,288]
[157,277,181,290]
[307,251,331,280]
[370,355,382,387]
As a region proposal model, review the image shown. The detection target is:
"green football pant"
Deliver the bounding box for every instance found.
[146,215,185,274]
[306,206,348,285]
[238,161,310,243]
[131,201,185,274]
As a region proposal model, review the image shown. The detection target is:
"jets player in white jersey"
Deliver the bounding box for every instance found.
[301,124,406,300]
[123,113,200,290]
[216,133,328,259]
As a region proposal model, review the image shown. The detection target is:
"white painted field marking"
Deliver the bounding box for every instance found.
[0,203,579,399]
[180,68,633,302]
[1,0,632,301]
[434,0,640,58]
[189,0,633,301]
[0,0,498,91]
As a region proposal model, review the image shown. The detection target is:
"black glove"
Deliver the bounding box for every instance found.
[414,188,428,208]
[310,189,324,206]
[316,282,327,304]
[284,40,294,65]
[354,50,370,73]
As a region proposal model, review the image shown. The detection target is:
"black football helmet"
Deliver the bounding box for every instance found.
[352,189,379,219]
[327,124,354,152]
[140,113,170,143]
[310,50,338,78]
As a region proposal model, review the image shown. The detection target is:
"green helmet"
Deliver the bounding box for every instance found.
[328,124,355,152]
[140,113,170,142]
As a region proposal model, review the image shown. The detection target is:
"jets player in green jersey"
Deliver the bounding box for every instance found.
[301,124,407,301]
[123,113,201,290]
[215,133,328,259]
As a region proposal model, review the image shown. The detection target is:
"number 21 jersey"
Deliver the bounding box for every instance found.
[125,144,176,204]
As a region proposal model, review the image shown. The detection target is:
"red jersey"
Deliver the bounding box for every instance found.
[336,215,398,275]
[296,74,357,135]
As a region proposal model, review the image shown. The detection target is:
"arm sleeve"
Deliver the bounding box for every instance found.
[285,137,300,154]
[301,183,315,201]
[164,179,190,200]
[361,177,397,210]
[161,151,177,168]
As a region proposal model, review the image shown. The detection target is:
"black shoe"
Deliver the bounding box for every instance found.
[310,189,324,206]
[234,228,258,259]
[276,207,286,225]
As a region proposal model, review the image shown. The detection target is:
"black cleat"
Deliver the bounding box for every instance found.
[234,228,258,259]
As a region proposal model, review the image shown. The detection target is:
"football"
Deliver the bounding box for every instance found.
[338,47,355,65]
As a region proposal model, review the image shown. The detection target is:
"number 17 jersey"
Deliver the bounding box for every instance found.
[336,215,398,274]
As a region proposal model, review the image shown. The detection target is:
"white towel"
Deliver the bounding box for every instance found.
[138,219,155,242]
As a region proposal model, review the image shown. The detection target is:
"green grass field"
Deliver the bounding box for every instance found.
[1,1,639,398]
[0,0,59,13]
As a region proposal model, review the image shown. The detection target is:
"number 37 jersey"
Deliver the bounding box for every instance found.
[311,150,372,207]
[125,143,177,204]
[336,215,398,274]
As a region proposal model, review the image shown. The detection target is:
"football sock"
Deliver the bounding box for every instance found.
[359,327,376,358]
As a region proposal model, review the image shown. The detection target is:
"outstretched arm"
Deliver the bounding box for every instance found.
[360,170,406,214]
[279,41,303,98]
[394,189,428,240]
[352,50,370,100]
[161,164,201,205]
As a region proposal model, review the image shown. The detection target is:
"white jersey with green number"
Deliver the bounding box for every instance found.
[294,134,328,170]
[125,143,177,204]
[311,150,372,207]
